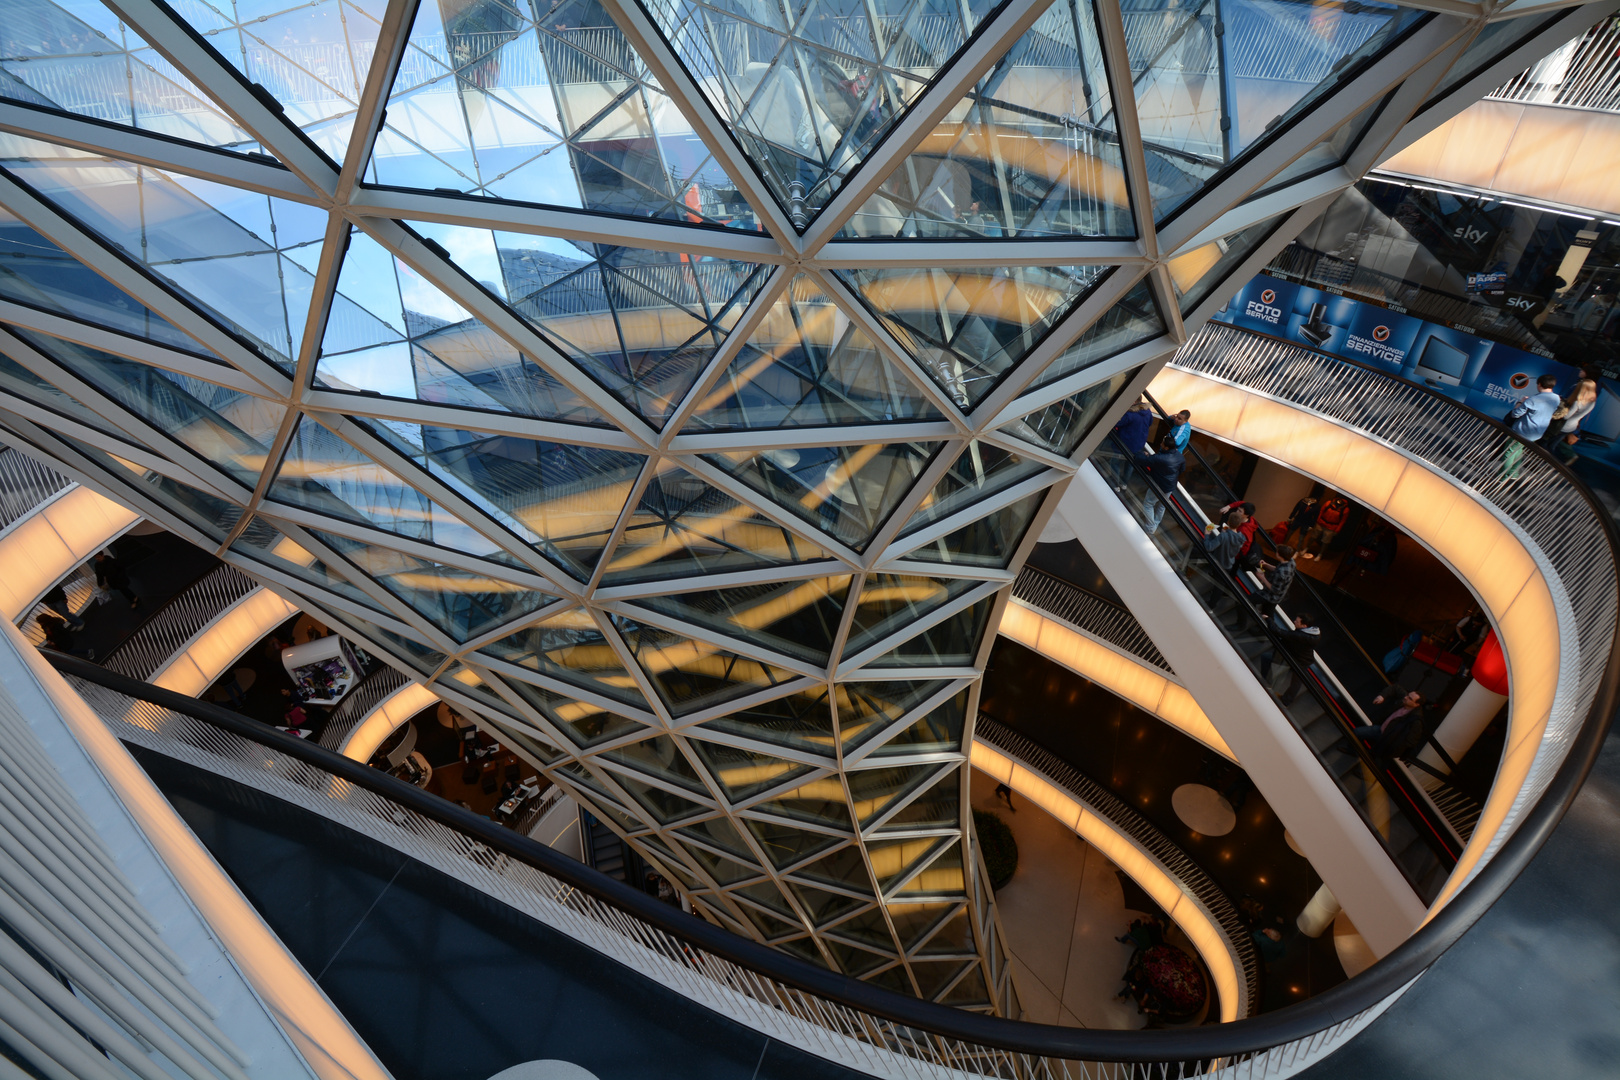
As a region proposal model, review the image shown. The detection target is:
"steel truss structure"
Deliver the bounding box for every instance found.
[0,0,1607,1014]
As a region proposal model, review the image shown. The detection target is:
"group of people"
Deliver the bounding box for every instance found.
[1114,397,1192,532]
[1503,367,1601,477]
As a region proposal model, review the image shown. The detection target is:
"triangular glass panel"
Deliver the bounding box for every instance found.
[825,939,892,978]
[864,598,993,667]
[899,440,1045,539]
[480,608,649,708]
[705,440,935,551]
[355,417,644,578]
[1167,214,1286,315]
[824,907,899,951]
[843,575,979,659]
[1126,0,1415,221]
[942,964,989,1006]
[742,818,842,872]
[504,677,648,749]
[733,882,804,928]
[904,489,1045,569]
[1029,278,1164,391]
[683,843,762,887]
[335,612,448,675]
[601,734,709,795]
[843,0,1133,239]
[306,528,553,643]
[847,764,944,826]
[267,416,517,562]
[888,900,959,953]
[167,0,386,163]
[874,767,961,832]
[438,662,518,716]
[370,0,760,230]
[631,575,852,666]
[610,770,709,825]
[0,342,144,440]
[750,775,854,831]
[911,957,973,1001]
[612,616,799,716]
[0,133,326,370]
[696,686,837,758]
[398,221,770,427]
[686,739,814,803]
[562,761,633,814]
[788,883,870,927]
[834,680,951,749]
[0,207,221,358]
[868,836,955,893]
[232,517,384,612]
[51,430,247,539]
[867,688,968,757]
[0,1,256,149]
[318,229,606,425]
[894,840,964,897]
[1003,367,1139,456]
[603,461,834,586]
[476,715,566,764]
[832,265,1107,407]
[679,815,762,863]
[685,273,941,431]
[637,0,1001,228]
[914,907,975,956]
[867,963,915,995]
[792,845,878,898]
[11,329,280,488]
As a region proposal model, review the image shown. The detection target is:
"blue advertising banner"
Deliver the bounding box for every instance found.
[1211,274,1620,476]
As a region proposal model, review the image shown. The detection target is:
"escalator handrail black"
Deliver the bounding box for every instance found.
[41,617,1619,1064]
[1139,387,1389,686]
[1095,434,1463,868]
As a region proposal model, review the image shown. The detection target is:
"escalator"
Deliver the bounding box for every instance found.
[1090,432,1463,903]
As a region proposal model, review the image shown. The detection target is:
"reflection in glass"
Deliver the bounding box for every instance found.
[686,274,941,430]
[167,0,386,162]
[868,690,969,756]
[843,576,979,659]
[835,264,1105,407]
[906,489,1045,568]
[502,676,647,748]
[1004,366,1139,456]
[835,680,952,748]
[845,0,1133,240]
[741,817,840,871]
[1030,278,1163,390]
[0,134,326,369]
[707,440,935,550]
[634,575,851,666]
[308,527,555,642]
[360,417,644,578]
[0,0,255,148]
[1125,0,1414,220]
[614,615,800,716]
[874,767,959,831]
[232,517,384,611]
[374,0,759,230]
[400,221,770,426]
[0,349,143,440]
[603,734,710,794]
[639,0,998,226]
[695,687,837,757]
[603,461,832,585]
[318,229,605,425]
[866,597,993,667]
[481,607,647,707]
[0,209,221,357]
[687,740,812,802]
[1167,215,1285,313]
[900,440,1044,537]
[17,330,279,486]
[748,773,854,830]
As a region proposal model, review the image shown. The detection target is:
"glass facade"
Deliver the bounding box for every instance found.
[0,0,1554,1015]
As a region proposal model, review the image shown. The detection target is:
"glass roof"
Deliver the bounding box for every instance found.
[0,0,1547,1004]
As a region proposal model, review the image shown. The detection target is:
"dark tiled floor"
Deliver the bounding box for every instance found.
[68,532,221,659]
[978,639,1345,1010]
[129,748,869,1080]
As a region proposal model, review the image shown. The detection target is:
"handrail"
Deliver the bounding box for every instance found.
[0,443,70,531]
[1010,567,1173,673]
[1093,433,1463,880]
[40,636,1619,1067]
[100,565,258,681]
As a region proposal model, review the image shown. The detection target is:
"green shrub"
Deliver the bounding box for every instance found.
[974,809,1019,890]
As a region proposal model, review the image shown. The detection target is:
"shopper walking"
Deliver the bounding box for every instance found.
[1257,611,1319,703]
[1255,545,1298,605]
[1349,686,1427,757]
[1303,496,1349,559]
[1502,373,1562,479]
[1168,410,1193,452]
[1203,509,1247,572]
[1542,372,1598,463]
[1283,496,1320,550]
[40,582,83,630]
[93,551,140,609]
[1220,500,1261,572]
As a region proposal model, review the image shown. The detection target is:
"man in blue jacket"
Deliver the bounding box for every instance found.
[1136,435,1185,532]
[1503,373,1562,478]
[1113,398,1154,454]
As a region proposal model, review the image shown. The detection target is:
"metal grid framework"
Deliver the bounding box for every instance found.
[0,0,1597,1011]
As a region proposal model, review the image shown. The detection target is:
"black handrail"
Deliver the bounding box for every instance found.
[1094,434,1463,871]
[39,590,1619,1062]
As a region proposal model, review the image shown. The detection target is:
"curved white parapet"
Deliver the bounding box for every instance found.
[0,484,139,622]
[998,600,1235,761]
[148,588,301,698]
[970,739,1246,1022]
[1149,365,1567,911]
[339,682,441,763]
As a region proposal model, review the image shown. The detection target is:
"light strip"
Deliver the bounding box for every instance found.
[148,589,299,698]
[340,682,441,764]
[0,485,139,622]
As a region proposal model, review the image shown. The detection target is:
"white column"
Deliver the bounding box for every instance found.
[1058,464,1427,957]
[1418,679,1508,776]
[1297,884,1341,938]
